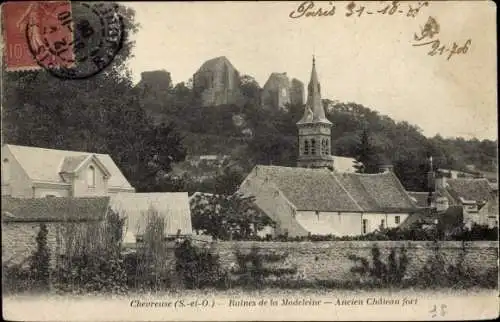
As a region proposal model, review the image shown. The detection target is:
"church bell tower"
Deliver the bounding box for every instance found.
[297,56,334,169]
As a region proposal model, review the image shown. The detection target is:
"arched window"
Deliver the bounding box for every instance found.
[304,140,309,155]
[321,139,327,155]
[311,139,316,155]
[325,139,330,154]
[2,158,10,182]
[87,165,96,187]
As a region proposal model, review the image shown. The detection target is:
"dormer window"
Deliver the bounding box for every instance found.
[87,165,96,187]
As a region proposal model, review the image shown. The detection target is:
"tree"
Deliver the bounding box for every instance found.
[354,128,380,173]
[30,224,51,289]
[214,166,245,195]
[190,193,274,240]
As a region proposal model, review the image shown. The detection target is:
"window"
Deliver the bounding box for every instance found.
[281,88,287,97]
[380,219,385,229]
[311,139,316,155]
[87,165,96,187]
[315,210,320,219]
[395,216,400,224]
[362,219,368,234]
[304,140,309,155]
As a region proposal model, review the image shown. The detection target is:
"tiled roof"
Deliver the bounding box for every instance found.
[407,191,430,208]
[2,197,110,222]
[342,172,417,212]
[110,193,193,243]
[4,144,134,189]
[60,155,89,173]
[249,165,417,213]
[446,178,492,202]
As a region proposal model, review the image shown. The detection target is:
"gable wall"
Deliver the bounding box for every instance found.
[72,159,109,197]
[1,147,34,198]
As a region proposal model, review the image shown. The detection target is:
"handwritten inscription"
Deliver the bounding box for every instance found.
[289,1,429,19]
[412,16,471,61]
[429,303,447,318]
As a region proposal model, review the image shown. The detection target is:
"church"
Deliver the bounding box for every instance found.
[238,57,419,237]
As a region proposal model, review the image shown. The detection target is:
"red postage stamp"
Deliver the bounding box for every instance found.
[2,1,74,71]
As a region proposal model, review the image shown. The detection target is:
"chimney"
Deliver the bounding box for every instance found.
[379,164,394,173]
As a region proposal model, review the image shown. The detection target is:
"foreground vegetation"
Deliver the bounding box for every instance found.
[3,209,497,296]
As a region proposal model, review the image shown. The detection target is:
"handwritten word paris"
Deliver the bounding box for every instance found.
[289,1,429,19]
[412,16,471,61]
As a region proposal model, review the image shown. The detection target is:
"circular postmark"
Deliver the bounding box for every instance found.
[25,2,124,80]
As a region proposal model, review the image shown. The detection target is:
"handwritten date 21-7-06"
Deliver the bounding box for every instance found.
[412,16,472,61]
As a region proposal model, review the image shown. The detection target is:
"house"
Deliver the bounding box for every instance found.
[1,144,135,198]
[239,165,418,237]
[109,192,193,245]
[192,56,243,107]
[434,176,498,228]
[2,196,110,268]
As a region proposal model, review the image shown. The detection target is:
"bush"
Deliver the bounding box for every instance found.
[348,244,409,286]
[2,262,33,293]
[231,246,297,288]
[174,239,228,289]
[29,223,51,290]
[53,209,128,295]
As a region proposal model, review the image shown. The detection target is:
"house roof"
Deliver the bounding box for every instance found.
[4,144,134,189]
[110,193,193,243]
[446,178,492,203]
[407,191,431,208]
[247,165,417,213]
[1,196,110,222]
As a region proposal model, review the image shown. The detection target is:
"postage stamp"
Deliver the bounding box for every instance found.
[1,1,498,321]
[3,1,123,79]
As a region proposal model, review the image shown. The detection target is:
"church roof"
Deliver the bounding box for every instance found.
[245,165,417,213]
[297,57,331,125]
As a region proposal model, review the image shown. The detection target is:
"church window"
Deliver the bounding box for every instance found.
[326,139,330,154]
[87,165,96,187]
[311,139,316,155]
[304,140,309,155]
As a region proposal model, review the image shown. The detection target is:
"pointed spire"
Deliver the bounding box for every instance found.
[298,56,331,125]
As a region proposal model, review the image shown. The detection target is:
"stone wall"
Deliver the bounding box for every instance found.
[2,221,106,268]
[212,241,499,281]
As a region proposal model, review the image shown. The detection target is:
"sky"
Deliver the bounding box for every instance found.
[124,1,497,140]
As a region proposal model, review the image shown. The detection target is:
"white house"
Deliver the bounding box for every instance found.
[1,144,135,198]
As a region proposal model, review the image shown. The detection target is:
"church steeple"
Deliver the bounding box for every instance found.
[296,57,334,169]
[298,56,331,125]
